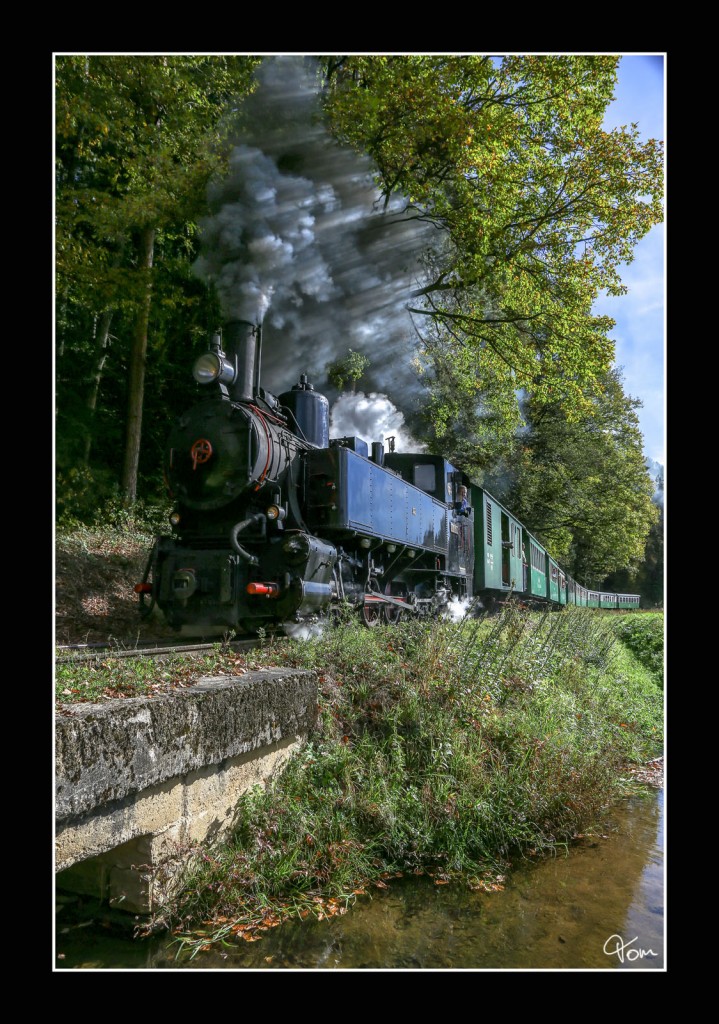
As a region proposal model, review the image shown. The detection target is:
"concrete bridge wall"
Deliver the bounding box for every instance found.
[55,669,317,913]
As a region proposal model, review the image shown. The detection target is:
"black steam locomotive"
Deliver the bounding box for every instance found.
[137,321,639,634]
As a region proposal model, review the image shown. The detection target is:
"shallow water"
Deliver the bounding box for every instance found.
[55,788,664,971]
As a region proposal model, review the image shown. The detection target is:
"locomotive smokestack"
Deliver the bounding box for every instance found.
[224,319,258,402]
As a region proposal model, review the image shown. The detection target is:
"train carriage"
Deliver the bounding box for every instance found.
[525,532,549,602]
[547,556,561,604]
[471,488,526,599]
[558,569,568,605]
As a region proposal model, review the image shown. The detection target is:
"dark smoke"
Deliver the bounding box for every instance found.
[194,56,442,449]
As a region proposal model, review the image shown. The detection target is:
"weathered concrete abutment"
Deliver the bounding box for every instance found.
[55,669,317,913]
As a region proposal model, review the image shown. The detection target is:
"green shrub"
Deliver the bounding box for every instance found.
[614,613,664,684]
[56,492,172,541]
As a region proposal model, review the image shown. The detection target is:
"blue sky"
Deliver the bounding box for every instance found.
[596,54,665,465]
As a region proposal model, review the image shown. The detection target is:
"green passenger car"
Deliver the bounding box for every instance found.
[547,556,561,603]
[526,532,548,600]
[472,487,525,595]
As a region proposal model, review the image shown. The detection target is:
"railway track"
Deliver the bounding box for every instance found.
[55,635,282,665]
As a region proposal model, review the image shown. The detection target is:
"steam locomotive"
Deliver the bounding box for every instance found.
[136,321,640,635]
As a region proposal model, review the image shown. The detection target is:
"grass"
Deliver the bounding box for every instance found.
[108,604,662,957]
[612,612,664,686]
[56,649,227,703]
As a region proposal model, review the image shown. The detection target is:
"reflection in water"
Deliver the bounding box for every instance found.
[55,790,664,970]
[613,789,664,970]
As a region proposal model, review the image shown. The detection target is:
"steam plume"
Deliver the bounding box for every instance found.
[195,56,441,449]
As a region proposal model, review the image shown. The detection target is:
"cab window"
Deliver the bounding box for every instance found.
[414,463,436,493]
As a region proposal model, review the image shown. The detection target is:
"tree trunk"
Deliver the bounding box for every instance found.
[121,226,155,505]
[82,309,114,465]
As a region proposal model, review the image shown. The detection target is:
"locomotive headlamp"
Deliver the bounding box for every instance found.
[266,504,286,522]
[192,351,236,385]
[169,512,181,526]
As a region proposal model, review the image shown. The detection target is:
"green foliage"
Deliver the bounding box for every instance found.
[56,55,261,316]
[322,54,663,426]
[630,507,664,608]
[483,368,659,581]
[326,349,370,392]
[56,486,172,538]
[55,465,121,524]
[55,55,261,500]
[55,647,224,702]
[320,56,663,577]
[613,613,664,685]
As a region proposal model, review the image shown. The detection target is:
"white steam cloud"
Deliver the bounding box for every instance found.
[443,597,474,623]
[329,392,425,453]
[282,620,327,640]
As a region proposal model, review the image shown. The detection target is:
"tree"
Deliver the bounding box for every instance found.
[483,369,659,583]
[56,55,261,503]
[403,310,523,481]
[635,506,664,607]
[603,466,664,605]
[321,55,664,426]
[326,349,370,392]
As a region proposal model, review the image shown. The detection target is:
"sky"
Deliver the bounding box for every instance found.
[596,54,665,465]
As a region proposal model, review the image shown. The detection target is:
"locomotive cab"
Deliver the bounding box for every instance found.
[382,453,470,508]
